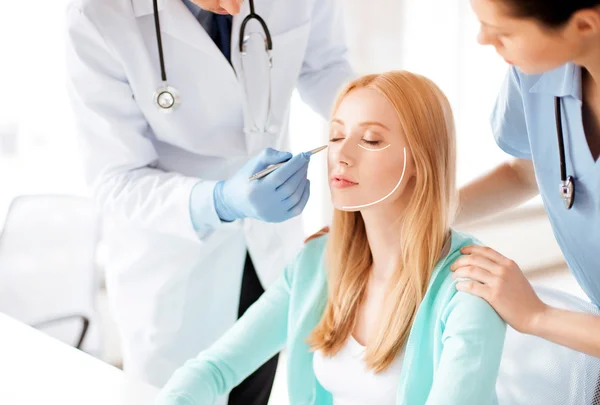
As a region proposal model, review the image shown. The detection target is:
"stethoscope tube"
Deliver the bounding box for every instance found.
[151,0,181,111]
[151,0,273,130]
[238,0,272,53]
[153,0,167,82]
[554,97,575,209]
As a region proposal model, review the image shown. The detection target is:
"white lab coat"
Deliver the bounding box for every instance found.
[65,0,354,396]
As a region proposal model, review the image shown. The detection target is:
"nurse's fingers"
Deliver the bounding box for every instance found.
[455,280,490,300]
[452,265,495,286]
[450,254,504,275]
[460,245,514,268]
[220,0,242,15]
[288,180,311,216]
[270,153,310,186]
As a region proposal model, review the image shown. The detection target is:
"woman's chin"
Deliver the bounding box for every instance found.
[332,201,361,212]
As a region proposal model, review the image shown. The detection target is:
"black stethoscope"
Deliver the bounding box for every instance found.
[554,97,575,209]
[151,0,273,118]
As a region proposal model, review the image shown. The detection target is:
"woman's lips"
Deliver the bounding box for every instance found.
[330,176,358,189]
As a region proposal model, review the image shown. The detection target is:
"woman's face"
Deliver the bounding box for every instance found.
[470,0,585,74]
[328,88,415,212]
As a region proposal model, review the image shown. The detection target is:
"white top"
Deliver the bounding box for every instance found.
[0,313,158,405]
[313,335,404,405]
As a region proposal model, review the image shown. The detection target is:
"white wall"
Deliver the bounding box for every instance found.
[0,0,535,231]
[0,0,87,222]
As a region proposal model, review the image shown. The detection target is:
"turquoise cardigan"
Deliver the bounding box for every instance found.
[156,230,506,405]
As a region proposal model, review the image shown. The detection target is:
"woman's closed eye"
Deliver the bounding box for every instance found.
[362,139,382,146]
[329,132,345,142]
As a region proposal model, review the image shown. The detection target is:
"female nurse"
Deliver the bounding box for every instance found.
[452,0,600,357]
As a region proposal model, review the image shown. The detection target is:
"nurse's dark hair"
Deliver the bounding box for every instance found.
[500,0,600,27]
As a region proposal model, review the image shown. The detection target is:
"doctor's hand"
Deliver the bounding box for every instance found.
[450,245,549,334]
[213,148,311,223]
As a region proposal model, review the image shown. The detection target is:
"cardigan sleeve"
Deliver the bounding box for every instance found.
[426,290,507,405]
[155,259,296,405]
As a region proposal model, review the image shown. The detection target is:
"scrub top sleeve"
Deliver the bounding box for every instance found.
[491,67,533,160]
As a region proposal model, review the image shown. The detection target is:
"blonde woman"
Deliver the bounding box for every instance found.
[156,71,507,405]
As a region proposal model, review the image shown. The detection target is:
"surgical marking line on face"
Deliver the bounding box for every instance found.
[358,144,391,152]
[342,147,407,210]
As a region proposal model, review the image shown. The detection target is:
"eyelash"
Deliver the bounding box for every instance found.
[329,137,382,146]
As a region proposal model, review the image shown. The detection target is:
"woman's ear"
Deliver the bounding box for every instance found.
[304,226,330,243]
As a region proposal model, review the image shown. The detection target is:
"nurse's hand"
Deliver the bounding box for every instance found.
[450,245,549,334]
[214,148,311,223]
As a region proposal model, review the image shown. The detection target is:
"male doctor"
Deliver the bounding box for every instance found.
[65,0,354,404]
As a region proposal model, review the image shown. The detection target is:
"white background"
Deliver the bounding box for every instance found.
[0,0,522,231]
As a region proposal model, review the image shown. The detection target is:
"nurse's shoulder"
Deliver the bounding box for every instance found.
[491,62,574,160]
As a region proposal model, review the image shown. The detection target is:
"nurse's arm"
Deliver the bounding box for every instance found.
[455,158,538,226]
[453,246,600,358]
[529,305,600,358]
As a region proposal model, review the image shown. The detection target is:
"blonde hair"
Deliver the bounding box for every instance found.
[308,71,457,372]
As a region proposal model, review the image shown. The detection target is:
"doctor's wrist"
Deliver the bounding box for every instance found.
[213,180,237,223]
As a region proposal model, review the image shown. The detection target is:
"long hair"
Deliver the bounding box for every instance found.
[307,71,457,372]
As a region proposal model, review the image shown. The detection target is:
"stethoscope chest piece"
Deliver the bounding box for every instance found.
[153,84,181,112]
[560,176,575,209]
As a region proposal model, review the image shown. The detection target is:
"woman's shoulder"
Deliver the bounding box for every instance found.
[283,227,329,288]
[430,230,505,329]
[427,229,484,307]
[435,229,481,274]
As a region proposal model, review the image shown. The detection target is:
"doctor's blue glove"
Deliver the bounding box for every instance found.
[214,148,311,223]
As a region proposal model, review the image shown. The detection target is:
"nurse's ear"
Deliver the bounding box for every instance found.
[569,6,600,37]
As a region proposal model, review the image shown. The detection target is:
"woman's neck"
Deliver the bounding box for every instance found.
[362,206,405,281]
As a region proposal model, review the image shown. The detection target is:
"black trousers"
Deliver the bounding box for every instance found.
[227,253,279,405]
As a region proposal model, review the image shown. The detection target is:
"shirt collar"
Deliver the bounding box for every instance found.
[529,62,583,101]
[181,0,203,19]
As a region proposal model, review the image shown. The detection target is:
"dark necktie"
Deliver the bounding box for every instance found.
[212,13,232,62]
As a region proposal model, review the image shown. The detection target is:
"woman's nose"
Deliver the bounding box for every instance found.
[336,139,356,166]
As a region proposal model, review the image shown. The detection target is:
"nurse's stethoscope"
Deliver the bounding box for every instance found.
[151,0,274,132]
[554,97,575,209]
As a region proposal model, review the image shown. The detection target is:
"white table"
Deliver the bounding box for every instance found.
[0,313,158,404]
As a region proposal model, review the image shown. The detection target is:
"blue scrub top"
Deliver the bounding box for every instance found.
[492,63,600,307]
